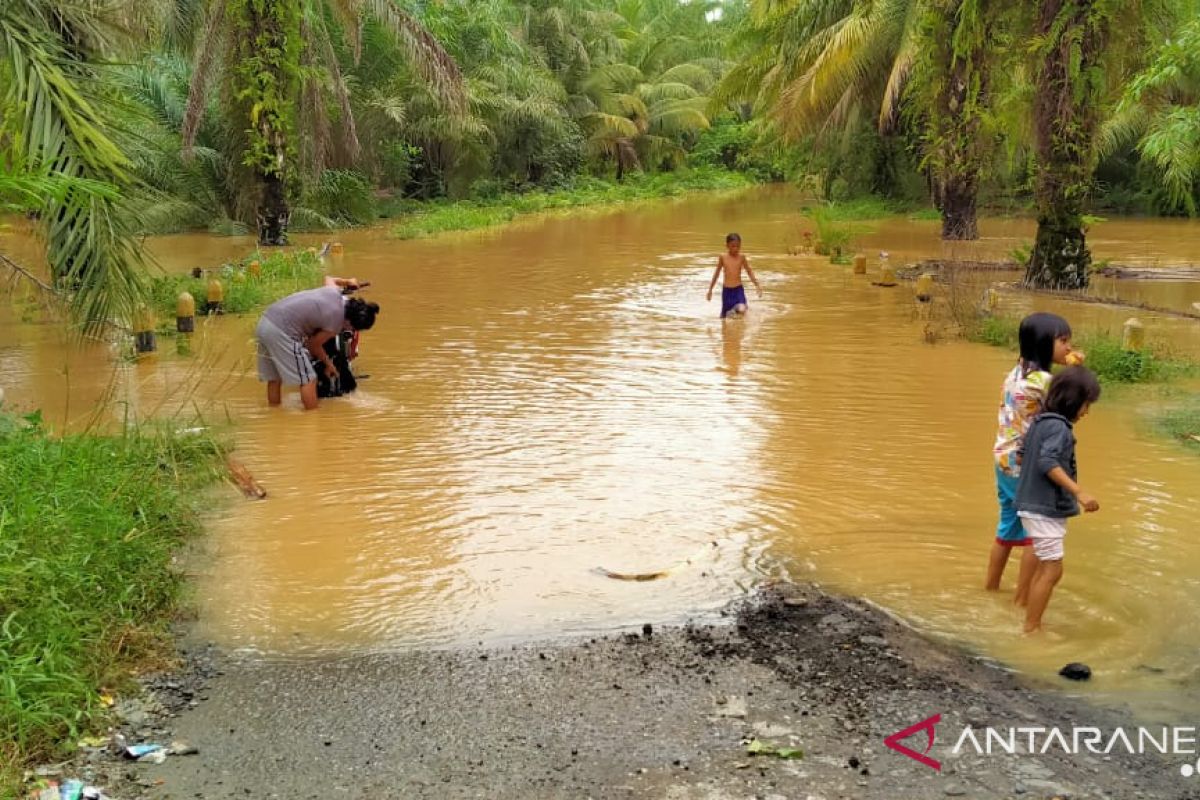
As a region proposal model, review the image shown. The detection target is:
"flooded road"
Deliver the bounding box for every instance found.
[2,189,1199,712]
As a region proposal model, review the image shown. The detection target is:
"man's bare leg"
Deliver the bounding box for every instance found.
[267,380,282,406]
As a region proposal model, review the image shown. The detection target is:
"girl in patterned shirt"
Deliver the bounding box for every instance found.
[986,312,1079,604]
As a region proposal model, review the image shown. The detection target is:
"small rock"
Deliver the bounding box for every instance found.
[713,696,747,718]
[965,705,988,727]
[944,782,967,796]
[169,741,199,756]
[1014,782,1028,794]
[1059,662,1091,681]
[642,623,653,638]
[784,597,809,607]
[858,635,888,648]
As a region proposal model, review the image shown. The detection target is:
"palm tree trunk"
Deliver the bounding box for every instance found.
[258,171,289,246]
[230,0,300,246]
[940,172,979,240]
[1025,0,1108,290]
[927,0,987,241]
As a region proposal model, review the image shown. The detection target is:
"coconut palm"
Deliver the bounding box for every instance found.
[180,0,465,245]
[0,0,153,331]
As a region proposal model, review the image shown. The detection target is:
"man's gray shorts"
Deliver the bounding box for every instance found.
[256,316,316,386]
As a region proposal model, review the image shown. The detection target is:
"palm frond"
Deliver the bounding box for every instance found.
[360,0,466,113]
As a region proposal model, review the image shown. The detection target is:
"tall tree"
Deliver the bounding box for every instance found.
[912,0,995,240]
[181,0,464,245]
[1023,0,1110,289]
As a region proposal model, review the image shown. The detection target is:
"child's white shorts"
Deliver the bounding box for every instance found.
[1017,512,1067,561]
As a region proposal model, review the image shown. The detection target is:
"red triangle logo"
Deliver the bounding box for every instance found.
[884,713,942,771]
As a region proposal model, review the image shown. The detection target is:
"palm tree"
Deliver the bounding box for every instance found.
[180,0,465,245]
[0,0,150,331]
[1022,0,1172,289]
[717,0,998,240]
[1100,13,1200,216]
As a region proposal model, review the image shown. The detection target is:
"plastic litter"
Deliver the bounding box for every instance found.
[122,744,163,760]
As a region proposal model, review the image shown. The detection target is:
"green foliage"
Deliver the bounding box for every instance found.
[301,170,378,227]
[148,250,325,321]
[228,0,302,178]
[0,414,225,788]
[1152,395,1200,453]
[392,168,750,239]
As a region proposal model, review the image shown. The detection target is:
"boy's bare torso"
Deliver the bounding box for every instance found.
[718,253,747,287]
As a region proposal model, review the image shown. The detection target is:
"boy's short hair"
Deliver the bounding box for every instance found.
[726,232,741,243]
[1043,366,1101,421]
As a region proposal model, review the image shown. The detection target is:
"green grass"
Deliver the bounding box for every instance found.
[966,315,1200,385]
[147,250,325,328]
[391,168,753,240]
[1154,397,1200,452]
[0,413,226,795]
[798,197,932,221]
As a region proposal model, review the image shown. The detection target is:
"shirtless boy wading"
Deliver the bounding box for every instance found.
[706,233,762,318]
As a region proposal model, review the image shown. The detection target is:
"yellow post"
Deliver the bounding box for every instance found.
[915,273,934,302]
[176,291,195,333]
[249,260,262,278]
[133,307,157,353]
[1122,317,1145,351]
[206,279,224,315]
[853,254,867,275]
[331,242,344,255]
[874,252,896,287]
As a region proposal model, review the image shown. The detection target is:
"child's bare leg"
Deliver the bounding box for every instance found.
[267,380,282,406]
[1024,559,1063,633]
[1013,546,1038,606]
[985,541,1012,590]
[734,303,747,315]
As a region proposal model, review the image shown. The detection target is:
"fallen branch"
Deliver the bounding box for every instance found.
[226,457,267,499]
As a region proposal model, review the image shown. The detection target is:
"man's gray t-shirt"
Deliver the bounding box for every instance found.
[263,286,345,341]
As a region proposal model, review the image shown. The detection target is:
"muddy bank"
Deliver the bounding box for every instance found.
[42,585,1193,800]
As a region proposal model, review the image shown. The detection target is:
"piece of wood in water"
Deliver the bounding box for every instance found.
[227,457,267,499]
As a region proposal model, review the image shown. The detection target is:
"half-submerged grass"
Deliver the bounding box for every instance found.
[147,250,325,324]
[391,169,752,240]
[0,412,225,794]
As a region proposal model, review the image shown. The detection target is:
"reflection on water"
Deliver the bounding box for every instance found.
[2,190,1199,714]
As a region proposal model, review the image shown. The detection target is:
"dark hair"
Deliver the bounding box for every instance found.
[1043,366,1100,421]
[726,232,741,243]
[1018,312,1072,373]
[345,298,379,331]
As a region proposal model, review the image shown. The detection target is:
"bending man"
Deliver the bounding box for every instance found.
[255,276,380,410]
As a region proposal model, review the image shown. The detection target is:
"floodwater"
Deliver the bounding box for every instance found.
[2,189,1200,713]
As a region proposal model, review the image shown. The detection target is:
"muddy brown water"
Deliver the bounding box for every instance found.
[2,189,1199,715]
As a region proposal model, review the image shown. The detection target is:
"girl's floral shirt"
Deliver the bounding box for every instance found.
[994,362,1051,476]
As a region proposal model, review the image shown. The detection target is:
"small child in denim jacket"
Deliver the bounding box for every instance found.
[1015,366,1102,633]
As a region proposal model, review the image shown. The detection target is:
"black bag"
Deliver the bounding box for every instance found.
[313,332,358,398]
